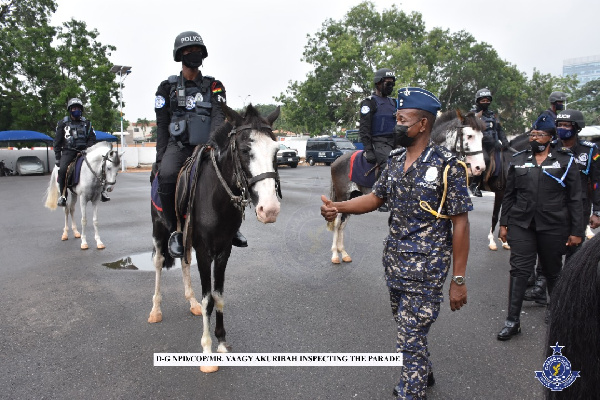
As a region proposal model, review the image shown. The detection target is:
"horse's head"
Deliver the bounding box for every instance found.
[103,148,121,192]
[433,110,486,177]
[86,142,121,192]
[218,103,281,224]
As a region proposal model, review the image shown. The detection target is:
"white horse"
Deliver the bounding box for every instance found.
[327,110,485,264]
[44,142,120,249]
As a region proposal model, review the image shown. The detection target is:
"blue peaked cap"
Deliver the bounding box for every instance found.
[532,114,555,132]
[397,87,442,116]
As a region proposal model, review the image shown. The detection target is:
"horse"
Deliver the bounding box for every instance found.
[147,104,281,372]
[44,142,120,250]
[327,110,486,264]
[545,234,600,399]
[481,133,530,250]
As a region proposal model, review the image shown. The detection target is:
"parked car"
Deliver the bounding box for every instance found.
[305,136,356,166]
[276,144,299,168]
[16,156,44,175]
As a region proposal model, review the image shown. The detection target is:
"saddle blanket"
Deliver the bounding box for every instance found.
[151,159,200,213]
[67,156,85,187]
[348,150,377,188]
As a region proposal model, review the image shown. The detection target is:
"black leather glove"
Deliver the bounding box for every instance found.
[364,150,376,164]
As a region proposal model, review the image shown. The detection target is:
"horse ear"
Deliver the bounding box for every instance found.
[455,109,464,123]
[475,110,483,119]
[220,101,244,127]
[265,106,280,126]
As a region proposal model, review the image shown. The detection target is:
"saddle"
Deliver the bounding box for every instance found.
[348,150,379,188]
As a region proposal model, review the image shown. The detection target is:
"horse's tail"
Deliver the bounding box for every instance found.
[326,180,335,231]
[44,166,59,210]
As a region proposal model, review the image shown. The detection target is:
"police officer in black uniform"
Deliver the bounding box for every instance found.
[469,88,509,197]
[54,98,100,207]
[154,31,247,259]
[497,115,583,341]
[538,91,567,124]
[359,68,397,167]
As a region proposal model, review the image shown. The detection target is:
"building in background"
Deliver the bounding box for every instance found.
[125,121,156,145]
[563,55,600,87]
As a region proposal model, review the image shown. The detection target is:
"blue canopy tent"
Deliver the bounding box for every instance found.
[95,131,118,142]
[0,130,54,172]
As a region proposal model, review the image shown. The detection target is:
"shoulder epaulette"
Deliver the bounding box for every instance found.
[167,75,178,84]
[433,145,455,162]
[512,149,528,157]
[62,116,69,122]
[580,140,595,148]
[389,148,406,158]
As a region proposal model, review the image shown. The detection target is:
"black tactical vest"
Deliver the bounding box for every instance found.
[168,74,214,146]
[63,117,90,150]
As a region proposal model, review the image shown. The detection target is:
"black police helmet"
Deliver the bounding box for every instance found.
[475,88,492,103]
[67,97,84,112]
[373,68,395,85]
[173,31,208,62]
[549,91,567,104]
[556,109,585,133]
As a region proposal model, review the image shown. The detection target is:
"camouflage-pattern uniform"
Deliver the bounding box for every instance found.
[373,144,473,399]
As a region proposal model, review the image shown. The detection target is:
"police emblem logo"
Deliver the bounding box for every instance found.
[535,343,580,391]
[185,95,195,110]
[425,167,438,182]
[361,105,370,114]
[552,161,560,168]
[402,89,411,96]
[155,95,166,109]
[579,153,588,163]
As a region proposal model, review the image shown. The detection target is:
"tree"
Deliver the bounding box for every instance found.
[571,79,600,125]
[0,0,120,135]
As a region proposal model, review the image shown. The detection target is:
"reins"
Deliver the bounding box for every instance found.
[82,148,118,186]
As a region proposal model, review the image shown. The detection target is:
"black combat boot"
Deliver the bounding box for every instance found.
[469,176,482,197]
[232,230,248,247]
[523,275,547,304]
[158,190,183,258]
[544,276,558,324]
[497,276,529,341]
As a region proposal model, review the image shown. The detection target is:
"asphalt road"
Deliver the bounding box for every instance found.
[1,165,585,400]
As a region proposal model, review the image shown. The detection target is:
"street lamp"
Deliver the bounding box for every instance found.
[565,97,587,108]
[110,65,132,171]
[238,94,251,108]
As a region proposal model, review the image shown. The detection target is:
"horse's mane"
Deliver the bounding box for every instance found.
[547,234,600,399]
[209,104,276,151]
[431,110,484,145]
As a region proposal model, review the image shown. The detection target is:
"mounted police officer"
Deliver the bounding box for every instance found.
[321,87,472,399]
[497,114,583,341]
[538,91,567,124]
[470,88,509,196]
[54,97,101,207]
[154,31,247,259]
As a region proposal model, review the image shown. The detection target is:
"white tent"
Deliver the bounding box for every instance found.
[579,125,600,139]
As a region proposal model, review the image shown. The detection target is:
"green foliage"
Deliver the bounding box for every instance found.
[0,0,119,135]
[571,79,600,125]
[277,1,580,136]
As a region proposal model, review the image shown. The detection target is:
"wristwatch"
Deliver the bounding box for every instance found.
[452,275,466,285]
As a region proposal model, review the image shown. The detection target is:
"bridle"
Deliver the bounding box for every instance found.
[451,125,484,163]
[82,149,119,186]
[210,123,281,218]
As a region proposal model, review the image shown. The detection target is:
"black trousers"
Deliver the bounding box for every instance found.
[58,150,78,197]
[158,140,194,193]
[507,224,568,282]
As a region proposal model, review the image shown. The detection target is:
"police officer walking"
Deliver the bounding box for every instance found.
[470,88,509,197]
[321,87,472,399]
[154,31,247,259]
[359,68,397,167]
[497,115,583,341]
[54,97,101,207]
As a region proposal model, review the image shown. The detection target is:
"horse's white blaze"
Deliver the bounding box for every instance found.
[249,133,280,223]
[461,127,485,176]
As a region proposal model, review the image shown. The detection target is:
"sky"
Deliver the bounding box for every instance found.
[52,0,600,124]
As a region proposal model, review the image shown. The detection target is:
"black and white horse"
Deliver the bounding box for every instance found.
[545,234,600,399]
[148,104,281,372]
[44,142,120,249]
[327,110,485,264]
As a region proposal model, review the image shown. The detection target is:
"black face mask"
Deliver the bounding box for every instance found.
[530,140,550,153]
[382,81,394,97]
[554,103,564,111]
[182,51,204,68]
[478,102,489,112]
[393,120,420,148]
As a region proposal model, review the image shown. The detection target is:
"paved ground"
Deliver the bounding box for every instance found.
[0,167,594,399]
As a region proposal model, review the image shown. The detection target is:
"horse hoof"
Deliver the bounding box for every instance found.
[97,243,105,250]
[342,256,352,263]
[81,243,89,250]
[148,311,163,323]
[331,256,340,264]
[190,305,203,316]
[61,234,68,241]
[502,243,510,250]
[200,365,219,373]
[488,244,497,251]
[217,343,231,353]
[74,233,81,238]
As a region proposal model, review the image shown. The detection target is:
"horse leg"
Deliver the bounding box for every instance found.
[338,216,352,263]
[181,247,202,316]
[79,198,89,250]
[213,250,231,355]
[71,194,81,238]
[62,206,70,241]
[330,214,341,264]
[197,248,218,373]
[91,201,105,249]
[148,237,165,323]
[488,227,497,251]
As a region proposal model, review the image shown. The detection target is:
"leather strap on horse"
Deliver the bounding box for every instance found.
[180,145,206,264]
[419,160,469,219]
